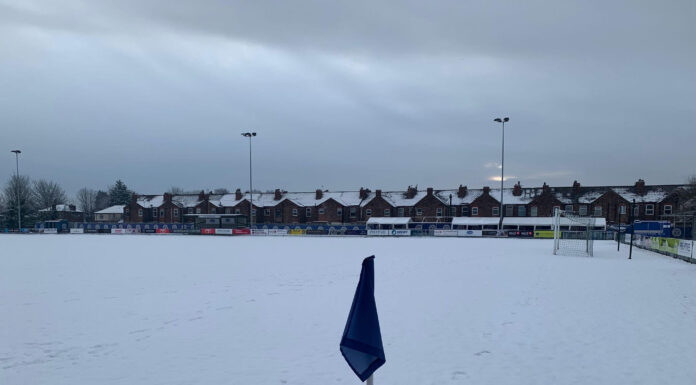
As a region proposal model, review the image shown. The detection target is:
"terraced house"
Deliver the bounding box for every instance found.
[122,179,686,226]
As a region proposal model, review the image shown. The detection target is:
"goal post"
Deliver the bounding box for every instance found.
[553,209,596,257]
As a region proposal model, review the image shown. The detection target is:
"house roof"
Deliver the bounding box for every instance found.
[95,205,125,214]
[366,217,412,225]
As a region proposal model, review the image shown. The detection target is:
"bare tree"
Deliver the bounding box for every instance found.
[3,175,35,228]
[76,187,98,217]
[95,190,110,211]
[168,186,186,194]
[32,179,67,210]
[213,188,230,194]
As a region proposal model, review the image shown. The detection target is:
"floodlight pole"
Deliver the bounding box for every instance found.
[629,199,635,259]
[11,150,21,231]
[241,132,257,228]
[494,117,509,232]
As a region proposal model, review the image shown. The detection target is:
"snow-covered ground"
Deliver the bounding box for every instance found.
[1,235,695,385]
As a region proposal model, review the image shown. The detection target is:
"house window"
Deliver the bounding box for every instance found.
[160,209,165,217]
[196,208,202,214]
[518,206,526,217]
[306,208,311,217]
[620,205,626,215]
[664,205,672,215]
[436,207,443,217]
[461,206,469,216]
[593,206,602,216]
[398,207,404,217]
[645,204,654,215]
[579,205,588,216]
[188,208,193,214]
[450,207,456,216]
[350,207,356,218]
[633,205,639,216]
[337,208,343,217]
[366,209,372,216]
[292,208,298,216]
[235,208,241,214]
[565,205,573,212]
[138,209,143,217]
[319,208,325,215]
[264,208,270,216]
[416,208,423,216]
[251,209,256,216]
[384,209,390,217]
[530,206,538,217]
[409,207,413,216]
[275,208,281,217]
[225,208,231,214]
[211,208,216,214]
[506,205,513,216]
[472,207,479,216]
[153,209,158,217]
[174,209,179,217]
[492,206,499,216]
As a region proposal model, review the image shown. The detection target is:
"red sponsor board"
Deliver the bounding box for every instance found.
[201,228,215,235]
[233,228,251,235]
[156,228,170,234]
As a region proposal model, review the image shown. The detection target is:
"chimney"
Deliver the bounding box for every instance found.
[164,193,172,203]
[512,181,522,196]
[359,187,369,200]
[274,189,282,200]
[406,185,418,199]
[376,189,382,198]
[130,193,138,204]
[483,186,491,194]
[457,185,468,198]
[316,189,323,200]
[198,190,206,200]
[572,180,581,195]
[235,188,243,200]
[69,204,76,211]
[542,182,550,193]
[427,187,433,196]
[634,179,646,196]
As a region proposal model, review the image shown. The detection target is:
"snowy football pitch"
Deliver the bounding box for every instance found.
[1,235,695,385]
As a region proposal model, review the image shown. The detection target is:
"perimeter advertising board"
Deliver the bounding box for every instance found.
[70,228,84,234]
[232,228,251,235]
[677,240,693,258]
[214,228,233,235]
[367,229,411,236]
[43,228,58,234]
[433,229,482,237]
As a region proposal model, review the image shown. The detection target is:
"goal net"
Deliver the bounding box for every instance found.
[553,209,595,257]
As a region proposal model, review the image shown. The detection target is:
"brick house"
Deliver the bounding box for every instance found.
[470,187,501,217]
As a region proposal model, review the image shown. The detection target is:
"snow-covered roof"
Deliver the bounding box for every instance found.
[38,204,80,212]
[612,187,673,203]
[95,205,124,214]
[366,217,412,225]
[171,195,200,208]
[137,195,164,208]
[361,190,448,207]
[451,217,500,226]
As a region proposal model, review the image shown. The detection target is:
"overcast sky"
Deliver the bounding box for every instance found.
[1,0,694,196]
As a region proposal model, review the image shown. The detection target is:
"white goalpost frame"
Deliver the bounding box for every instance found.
[553,209,595,257]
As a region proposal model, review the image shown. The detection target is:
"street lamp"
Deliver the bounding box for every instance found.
[241,132,256,228]
[10,150,21,231]
[494,117,509,231]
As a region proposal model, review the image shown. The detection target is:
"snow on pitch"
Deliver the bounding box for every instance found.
[1,235,694,385]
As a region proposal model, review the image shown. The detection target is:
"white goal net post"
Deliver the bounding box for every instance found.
[553,209,596,257]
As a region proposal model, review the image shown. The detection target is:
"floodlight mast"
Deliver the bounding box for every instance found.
[493,118,509,231]
[241,133,256,228]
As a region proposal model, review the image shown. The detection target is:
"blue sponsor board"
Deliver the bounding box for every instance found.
[632,221,671,237]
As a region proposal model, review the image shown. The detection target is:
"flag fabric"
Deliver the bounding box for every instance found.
[340,256,385,381]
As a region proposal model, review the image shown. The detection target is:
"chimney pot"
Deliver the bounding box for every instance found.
[274,189,282,200]
[316,189,323,200]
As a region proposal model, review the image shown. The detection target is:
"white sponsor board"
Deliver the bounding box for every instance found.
[268,229,288,236]
[367,229,411,236]
[70,228,84,234]
[214,228,233,235]
[677,240,693,258]
[624,234,631,243]
[433,229,483,237]
[111,228,127,234]
[42,228,58,234]
[251,229,268,236]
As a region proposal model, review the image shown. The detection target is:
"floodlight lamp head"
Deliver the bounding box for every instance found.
[11,150,21,154]
[251,132,257,136]
[494,118,502,122]
[503,117,509,122]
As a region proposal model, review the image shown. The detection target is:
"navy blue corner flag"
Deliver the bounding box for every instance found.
[340,256,385,382]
